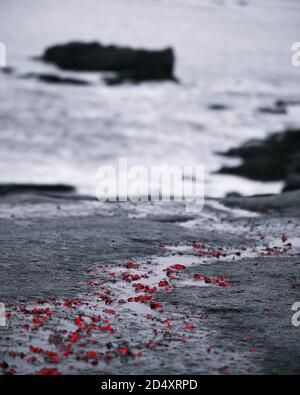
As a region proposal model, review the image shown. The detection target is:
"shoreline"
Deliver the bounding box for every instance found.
[1,190,300,374]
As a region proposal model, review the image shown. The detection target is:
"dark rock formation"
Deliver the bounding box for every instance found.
[258,102,287,115]
[0,184,75,196]
[208,104,229,111]
[276,99,300,107]
[218,129,300,191]
[0,66,14,74]
[41,41,175,83]
[283,174,300,192]
[22,73,90,86]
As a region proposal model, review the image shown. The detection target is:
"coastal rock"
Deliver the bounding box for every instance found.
[218,129,300,191]
[0,66,14,74]
[41,41,176,83]
[283,153,300,191]
[258,102,287,115]
[276,99,300,107]
[283,174,300,192]
[208,103,229,111]
[0,183,75,196]
[21,73,90,86]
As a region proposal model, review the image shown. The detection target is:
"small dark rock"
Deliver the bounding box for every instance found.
[21,73,90,86]
[0,66,14,74]
[208,104,229,111]
[258,102,287,115]
[276,99,300,107]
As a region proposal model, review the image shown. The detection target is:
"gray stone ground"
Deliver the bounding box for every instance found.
[0,191,300,375]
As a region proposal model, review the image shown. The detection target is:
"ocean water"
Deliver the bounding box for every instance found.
[0,0,300,198]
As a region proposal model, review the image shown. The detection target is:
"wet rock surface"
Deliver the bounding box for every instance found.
[0,192,300,374]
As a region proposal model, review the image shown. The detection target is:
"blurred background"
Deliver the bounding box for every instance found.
[0,0,300,198]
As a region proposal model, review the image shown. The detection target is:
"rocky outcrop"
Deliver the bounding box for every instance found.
[208,104,229,111]
[41,42,176,83]
[218,129,300,192]
[0,184,75,196]
[22,73,90,86]
[257,102,287,115]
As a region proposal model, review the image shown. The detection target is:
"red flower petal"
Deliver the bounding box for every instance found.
[83,351,99,360]
[126,261,140,269]
[149,301,162,310]
[38,368,61,375]
[162,320,171,329]
[116,347,130,355]
[183,323,194,331]
[159,281,169,287]
[104,309,116,315]
[169,264,186,270]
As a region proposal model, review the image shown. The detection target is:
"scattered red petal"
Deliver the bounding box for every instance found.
[192,243,205,249]
[219,366,229,374]
[183,323,194,331]
[169,264,186,270]
[0,362,8,369]
[22,324,30,330]
[104,309,116,315]
[99,325,115,333]
[159,281,169,287]
[149,301,162,310]
[27,357,37,363]
[74,316,88,329]
[126,261,140,269]
[69,331,80,343]
[30,346,45,354]
[116,347,130,356]
[83,351,99,360]
[38,368,61,375]
[162,320,171,329]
